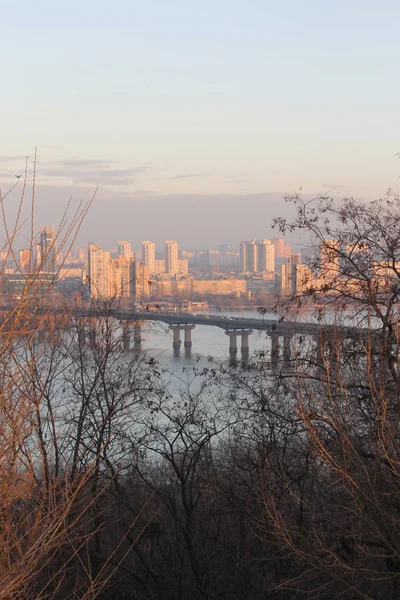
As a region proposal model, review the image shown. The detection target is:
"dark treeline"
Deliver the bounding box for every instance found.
[9,319,400,598]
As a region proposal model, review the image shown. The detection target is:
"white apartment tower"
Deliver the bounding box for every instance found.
[130,261,151,300]
[88,243,112,299]
[240,240,257,273]
[165,240,179,276]
[283,252,301,295]
[240,239,274,274]
[111,256,131,298]
[258,239,275,273]
[142,241,156,275]
[117,241,132,261]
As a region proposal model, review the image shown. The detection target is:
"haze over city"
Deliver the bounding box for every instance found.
[1,0,400,248]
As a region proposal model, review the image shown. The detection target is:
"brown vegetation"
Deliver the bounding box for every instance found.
[2,172,400,598]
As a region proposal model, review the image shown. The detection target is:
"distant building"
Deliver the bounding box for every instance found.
[320,241,340,282]
[240,240,256,273]
[117,241,132,261]
[88,245,137,299]
[240,240,275,274]
[293,264,314,294]
[111,255,131,298]
[18,249,31,274]
[153,278,246,299]
[35,243,41,270]
[155,259,166,275]
[88,243,112,299]
[178,259,189,276]
[275,268,285,295]
[58,266,84,280]
[258,239,275,272]
[2,272,55,299]
[40,226,56,273]
[142,240,156,275]
[75,247,86,261]
[181,250,195,261]
[282,252,301,295]
[130,261,151,300]
[57,267,85,296]
[165,240,179,276]
[187,250,238,272]
[272,237,291,260]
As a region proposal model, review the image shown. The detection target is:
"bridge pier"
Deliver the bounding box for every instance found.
[184,325,195,348]
[77,322,86,347]
[225,329,253,364]
[62,309,352,369]
[119,320,143,352]
[326,331,342,368]
[313,330,339,368]
[270,332,279,366]
[134,322,142,349]
[313,333,323,366]
[240,329,253,362]
[88,319,97,347]
[121,322,131,352]
[169,324,196,351]
[312,330,340,368]
[283,333,292,363]
[225,331,238,364]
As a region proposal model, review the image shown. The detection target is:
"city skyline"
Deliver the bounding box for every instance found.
[8,233,298,264]
[3,225,299,302]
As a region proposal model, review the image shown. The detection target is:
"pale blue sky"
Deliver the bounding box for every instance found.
[1,1,400,246]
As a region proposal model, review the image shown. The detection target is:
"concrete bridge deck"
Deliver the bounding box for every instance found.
[0,304,364,363]
[72,308,352,337]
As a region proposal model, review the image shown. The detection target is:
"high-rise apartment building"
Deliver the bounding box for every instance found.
[35,243,41,270]
[240,240,257,273]
[19,249,31,274]
[155,259,166,275]
[283,252,301,295]
[275,265,286,295]
[76,247,86,262]
[272,237,291,260]
[117,241,132,261]
[165,240,179,276]
[178,259,189,276]
[40,225,56,273]
[240,240,274,274]
[88,243,112,299]
[257,239,275,273]
[111,256,131,298]
[142,241,156,274]
[293,263,314,294]
[130,261,151,300]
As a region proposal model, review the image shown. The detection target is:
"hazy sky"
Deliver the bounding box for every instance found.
[1,1,400,248]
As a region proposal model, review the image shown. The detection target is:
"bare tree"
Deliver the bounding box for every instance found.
[246,192,400,598]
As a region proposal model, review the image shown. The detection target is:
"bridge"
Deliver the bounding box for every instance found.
[72,308,355,363]
[0,304,358,363]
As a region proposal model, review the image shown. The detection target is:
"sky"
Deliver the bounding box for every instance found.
[1,1,400,249]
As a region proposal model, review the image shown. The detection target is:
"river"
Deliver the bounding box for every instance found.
[137,309,278,375]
